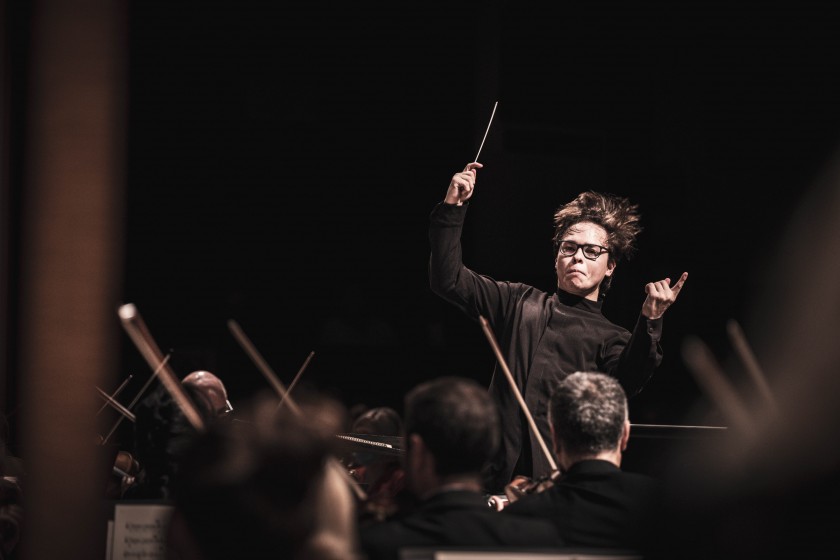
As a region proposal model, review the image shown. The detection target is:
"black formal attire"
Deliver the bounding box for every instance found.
[359,489,565,560]
[429,202,663,492]
[503,460,663,552]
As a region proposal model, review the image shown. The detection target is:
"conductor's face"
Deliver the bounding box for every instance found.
[555,221,615,301]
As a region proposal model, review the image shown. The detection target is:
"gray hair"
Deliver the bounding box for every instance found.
[549,371,628,457]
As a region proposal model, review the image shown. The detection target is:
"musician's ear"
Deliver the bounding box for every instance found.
[549,423,560,455]
[550,423,569,471]
[407,434,431,469]
[406,433,422,455]
[619,419,631,451]
[406,433,438,498]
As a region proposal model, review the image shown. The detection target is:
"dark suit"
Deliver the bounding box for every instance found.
[503,460,663,552]
[359,489,565,560]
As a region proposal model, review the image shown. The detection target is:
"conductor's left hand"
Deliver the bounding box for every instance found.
[641,272,688,320]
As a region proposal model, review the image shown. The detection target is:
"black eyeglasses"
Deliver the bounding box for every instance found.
[557,240,609,261]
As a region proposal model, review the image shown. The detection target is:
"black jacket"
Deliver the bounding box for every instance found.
[359,490,565,560]
[503,460,663,552]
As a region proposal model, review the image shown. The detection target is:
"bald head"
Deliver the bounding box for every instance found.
[182,370,232,418]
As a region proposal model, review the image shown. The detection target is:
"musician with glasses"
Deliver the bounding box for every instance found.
[428,161,688,493]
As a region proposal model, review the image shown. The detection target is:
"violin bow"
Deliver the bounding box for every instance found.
[95,387,136,422]
[478,315,559,475]
[118,304,205,432]
[226,319,312,414]
[100,353,171,445]
[681,335,755,436]
[226,319,367,502]
[726,319,779,416]
[96,375,133,415]
[278,350,315,413]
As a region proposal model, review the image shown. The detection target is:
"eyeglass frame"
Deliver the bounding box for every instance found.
[556,240,610,261]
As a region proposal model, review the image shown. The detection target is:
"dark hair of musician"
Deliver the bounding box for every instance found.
[404,377,499,476]
[351,407,403,436]
[171,393,344,560]
[552,191,642,297]
[549,371,628,457]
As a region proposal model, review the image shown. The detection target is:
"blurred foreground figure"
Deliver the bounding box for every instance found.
[123,384,215,500]
[168,391,361,560]
[651,154,840,559]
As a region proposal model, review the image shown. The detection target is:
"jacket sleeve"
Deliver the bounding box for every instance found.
[602,315,664,397]
[428,201,515,328]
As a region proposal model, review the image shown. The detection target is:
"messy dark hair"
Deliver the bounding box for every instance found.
[552,191,642,297]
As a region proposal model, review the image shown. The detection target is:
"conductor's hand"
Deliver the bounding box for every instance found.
[642,271,688,320]
[444,162,483,206]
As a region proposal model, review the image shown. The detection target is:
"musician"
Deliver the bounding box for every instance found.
[182,370,234,420]
[429,161,688,492]
[168,392,361,560]
[122,383,215,500]
[345,407,410,525]
[502,371,664,553]
[358,377,563,560]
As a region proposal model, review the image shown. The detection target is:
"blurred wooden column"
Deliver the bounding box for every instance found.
[19,0,126,558]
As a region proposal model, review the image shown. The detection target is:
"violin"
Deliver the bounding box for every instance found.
[504,469,561,503]
[114,451,140,494]
[104,449,141,499]
[486,469,561,511]
[353,460,409,525]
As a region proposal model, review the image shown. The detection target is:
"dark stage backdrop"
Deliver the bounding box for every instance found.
[116,2,840,432]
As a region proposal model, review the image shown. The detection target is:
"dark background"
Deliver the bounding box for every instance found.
[104,2,840,431]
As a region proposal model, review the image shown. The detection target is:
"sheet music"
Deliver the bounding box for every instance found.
[110,503,174,559]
